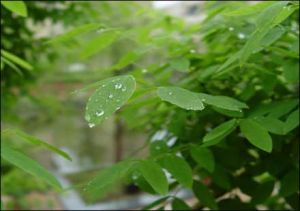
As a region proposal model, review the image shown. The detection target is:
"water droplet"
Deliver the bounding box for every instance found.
[132,175,138,180]
[168,92,173,95]
[239,109,242,112]
[109,94,113,98]
[116,107,120,110]
[121,88,126,92]
[88,123,95,128]
[102,84,106,87]
[96,110,104,117]
[237,33,246,39]
[190,49,196,53]
[229,27,234,31]
[142,69,148,73]
[115,83,122,89]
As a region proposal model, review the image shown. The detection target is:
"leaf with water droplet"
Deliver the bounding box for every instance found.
[157,86,205,111]
[85,75,136,126]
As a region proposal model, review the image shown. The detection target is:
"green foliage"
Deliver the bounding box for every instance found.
[1,1,27,17]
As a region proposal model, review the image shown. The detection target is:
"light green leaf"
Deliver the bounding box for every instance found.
[46,23,101,44]
[193,181,218,210]
[1,49,33,71]
[113,51,139,70]
[170,58,190,72]
[216,51,241,73]
[239,119,273,153]
[85,75,136,126]
[202,119,237,147]
[172,198,191,210]
[159,154,193,188]
[1,56,23,76]
[150,141,169,157]
[199,93,248,111]
[190,146,215,173]
[223,2,274,17]
[81,30,120,59]
[283,62,299,84]
[1,1,27,17]
[157,86,205,111]
[138,160,168,195]
[1,145,61,189]
[212,106,244,118]
[253,116,285,135]
[3,129,71,161]
[284,109,299,134]
[84,160,134,196]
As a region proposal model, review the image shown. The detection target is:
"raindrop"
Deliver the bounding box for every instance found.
[239,110,242,112]
[109,94,113,98]
[96,110,104,117]
[116,107,121,110]
[85,114,91,121]
[132,175,138,180]
[121,88,126,92]
[229,27,234,31]
[190,49,196,53]
[168,92,173,95]
[102,84,106,87]
[237,33,246,39]
[116,99,120,102]
[115,83,122,89]
[88,123,95,128]
[142,69,148,73]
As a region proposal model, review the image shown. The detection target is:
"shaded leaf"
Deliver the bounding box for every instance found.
[239,119,272,152]
[280,169,299,197]
[170,58,190,72]
[143,196,169,210]
[284,109,299,134]
[193,181,218,210]
[1,49,33,71]
[172,198,191,210]
[190,146,215,173]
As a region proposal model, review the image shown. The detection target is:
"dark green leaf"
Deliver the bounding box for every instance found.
[284,109,299,133]
[239,119,272,152]
[193,181,218,210]
[172,198,191,210]
[190,146,215,173]
[253,116,286,135]
[279,169,299,197]
[143,196,169,210]
[138,160,168,195]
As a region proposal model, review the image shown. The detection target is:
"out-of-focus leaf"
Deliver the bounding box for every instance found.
[85,75,136,127]
[169,58,190,72]
[1,145,61,189]
[143,196,169,210]
[284,109,299,134]
[172,198,191,210]
[279,169,299,197]
[1,49,33,71]
[223,2,274,16]
[193,181,218,210]
[1,1,27,17]
[81,30,120,58]
[190,146,215,173]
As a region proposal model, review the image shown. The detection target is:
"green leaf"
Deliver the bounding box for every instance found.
[283,62,299,84]
[3,129,71,161]
[150,141,169,157]
[81,30,120,59]
[202,119,237,147]
[239,2,290,65]
[193,181,218,210]
[279,169,299,197]
[1,145,61,189]
[190,146,215,173]
[170,58,190,72]
[172,198,191,210]
[284,109,299,134]
[212,106,244,118]
[251,181,275,204]
[199,93,248,111]
[159,154,193,188]
[138,160,168,195]
[1,1,27,17]
[46,23,101,44]
[223,2,274,17]
[143,196,169,210]
[211,165,231,190]
[84,160,134,196]
[85,75,136,127]
[1,56,23,76]
[1,49,33,71]
[239,119,272,152]
[113,51,139,70]
[157,86,205,111]
[253,116,286,135]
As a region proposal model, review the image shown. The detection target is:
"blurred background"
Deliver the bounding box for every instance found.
[1,1,207,210]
